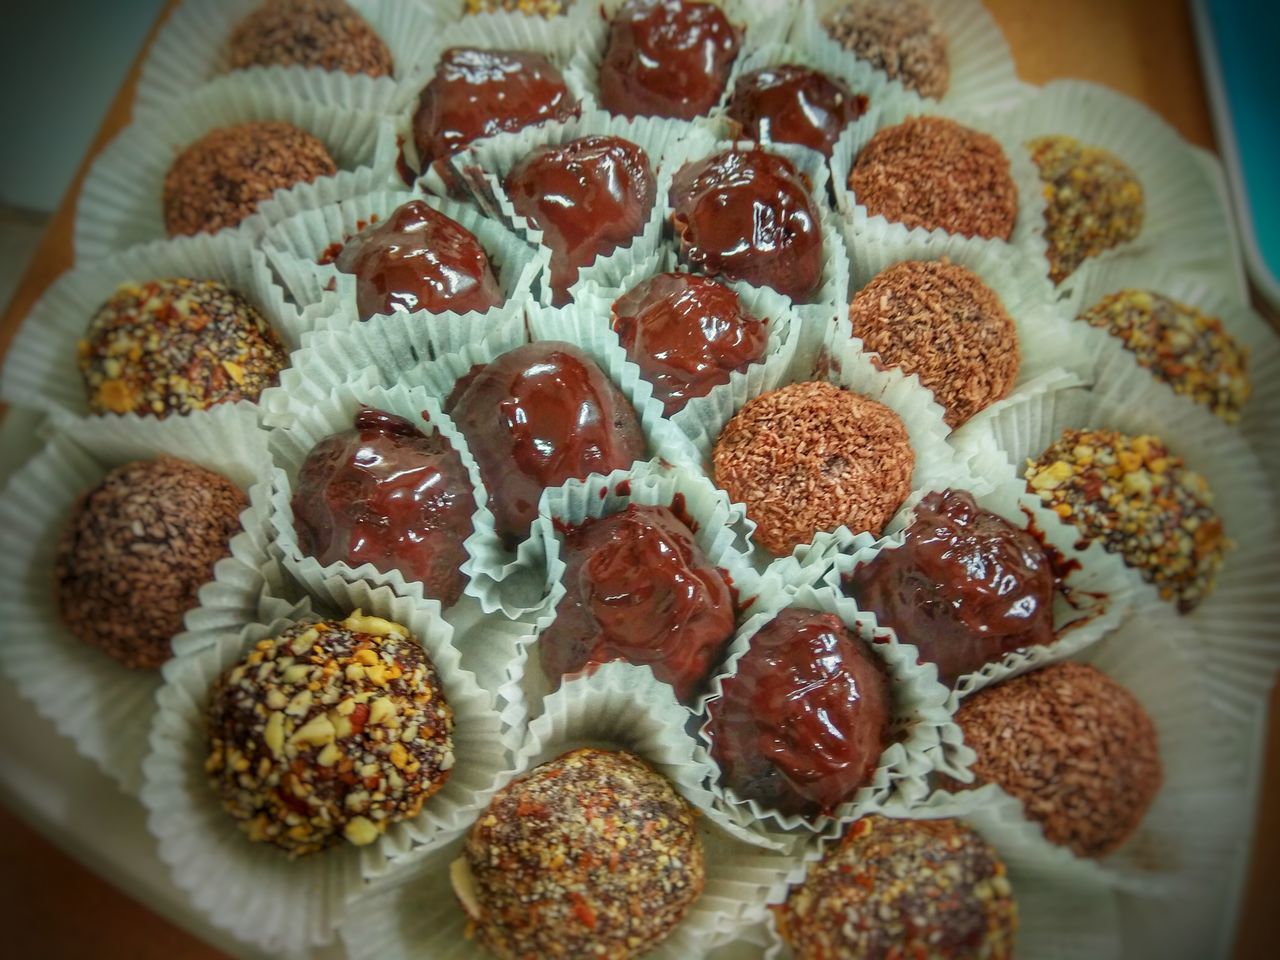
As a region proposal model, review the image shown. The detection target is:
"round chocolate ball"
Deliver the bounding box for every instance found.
[822,0,950,99]
[226,0,393,78]
[726,63,869,157]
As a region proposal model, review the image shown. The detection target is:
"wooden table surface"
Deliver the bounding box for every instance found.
[0,1,1275,957]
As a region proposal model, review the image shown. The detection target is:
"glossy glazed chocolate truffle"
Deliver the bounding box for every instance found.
[226,0,392,78]
[848,260,1019,427]
[412,47,576,170]
[670,149,824,302]
[726,64,869,157]
[954,662,1162,858]
[598,0,740,120]
[706,609,891,817]
[504,135,656,305]
[163,121,336,237]
[844,490,1057,686]
[776,816,1017,960]
[78,278,288,417]
[713,381,914,555]
[54,457,246,669]
[334,199,504,321]
[850,116,1016,240]
[611,272,768,415]
[454,748,704,959]
[823,0,950,99]
[539,504,735,701]
[291,407,475,606]
[445,342,647,547]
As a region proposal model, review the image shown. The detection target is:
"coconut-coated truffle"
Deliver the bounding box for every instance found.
[227,0,393,78]
[823,0,950,99]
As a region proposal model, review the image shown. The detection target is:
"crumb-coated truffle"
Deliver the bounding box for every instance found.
[726,63,869,158]
[453,748,704,959]
[163,121,336,237]
[206,612,455,856]
[464,0,568,13]
[849,259,1019,427]
[540,504,736,701]
[706,609,891,817]
[54,457,246,670]
[851,116,1017,240]
[954,661,1162,858]
[1077,289,1249,422]
[291,408,475,606]
[1026,428,1226,612]
[1029,134,1144,284]
[776,816,1017,960]
[78,278,288,417]
[226,0,392,78]
[823,0,950,99]
[713,381,914,555]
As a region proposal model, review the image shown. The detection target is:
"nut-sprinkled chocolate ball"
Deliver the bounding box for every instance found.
[227,0,393,78]
[823,0,950,99]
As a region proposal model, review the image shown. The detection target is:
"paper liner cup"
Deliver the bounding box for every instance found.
[0,403,274,794]
[75,73,397,260]
[134,0,443,117]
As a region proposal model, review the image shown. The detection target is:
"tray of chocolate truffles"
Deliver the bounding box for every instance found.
[1,1,1278,958]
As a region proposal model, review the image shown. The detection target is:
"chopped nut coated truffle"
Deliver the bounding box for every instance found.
[227,0,393,78]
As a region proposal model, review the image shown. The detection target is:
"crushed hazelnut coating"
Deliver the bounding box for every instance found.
[77,278,288,417]
[776,816,1016,960]
[953,662,1162,859]
[713,381,914,555]
[850,259,1019,427]
[1028,134,1144,283]
[1025,428,1226,612]
[823,0,949,99]
[1078,289,1250,422]
[205,613,455,857]
[464,0,566,14]
[163,121,336,237]
[54,456,246,670]
[851,116,1017,240]
[227,0,392,78]
[457,748,704,959]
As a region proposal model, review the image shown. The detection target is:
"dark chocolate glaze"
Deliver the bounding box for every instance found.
[726,64,868,157]
[291,407,474,606]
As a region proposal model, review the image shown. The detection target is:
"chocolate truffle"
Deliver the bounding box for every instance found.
[454,748,704,959]
[1029,134,1144,284]
[954,662,1162,858]
[464,0,567,13]
[713,381,914,555]
[163,121,336,237]
[850,116,1016,240]
[611,272,768,415]
[776,816,1017,960]
[226,0,392,78]
[823,0,950,99]
[844,489,1057,686]
[706,609,891,817]
[412,47,576,170]
[504,135,656,305]
[848,259,1019,427]
[598,0,740,120]
[78,278,288,417]
[1026,428,1226,612]
[291,408,475,606]
[1077,289,1249,422]
[54,457,246,670]
[445,342,647,547]
[206,612,455,856]
[540,504,735,700]
[670,149,824,302]
[726,64,869,157]
[333,199,504,321]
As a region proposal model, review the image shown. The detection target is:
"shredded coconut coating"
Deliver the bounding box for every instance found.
[851,116,1017,240]
[850,259,1019,427]
[953,662,1163,859]
[1078,289,1249,422]
[163,121,337,237]
[823,0,949,98]
[54,456,246,670]
[1029,134,1144,284]
[205,613,455,857]
[78,278,288,417]
[776,815,1016,960]
[713,381,915,555]
[455,748,704,959]
[1025,428,1227,612]
[464,0,567,14]
[227,0,392,78]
